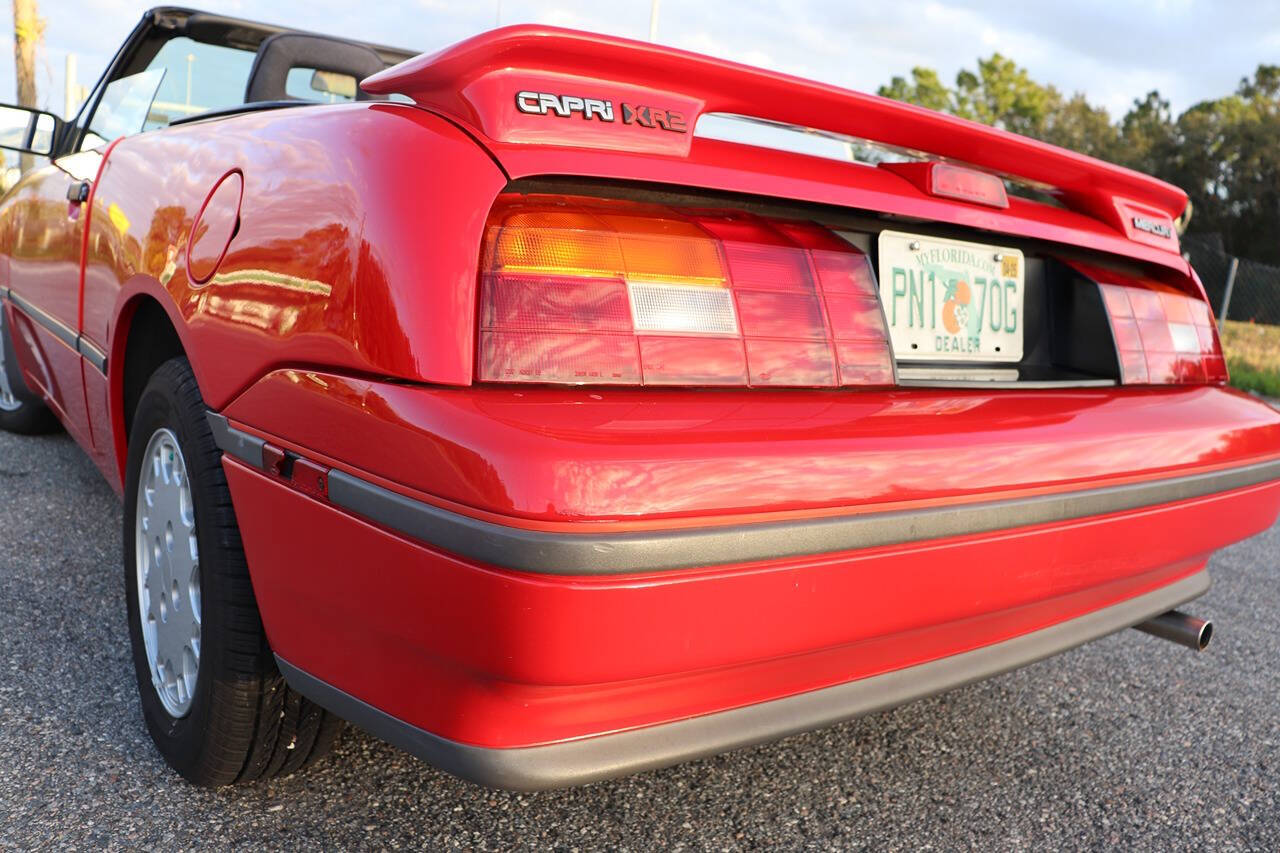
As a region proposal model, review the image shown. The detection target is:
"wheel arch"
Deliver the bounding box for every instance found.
[108,283,197,486]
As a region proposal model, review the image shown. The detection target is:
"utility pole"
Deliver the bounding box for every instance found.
[1219,256,1240,324]
[649,0,660,41]
[65,53,81,119]
[63,54,89,119]
[12,0,44,171]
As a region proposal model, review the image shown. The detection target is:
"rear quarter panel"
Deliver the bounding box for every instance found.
[82,102,507,477]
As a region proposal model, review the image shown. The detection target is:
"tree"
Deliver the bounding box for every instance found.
[877,67,952,114]
[953,53,1058,137]
[1134,68,1280,262]
[878,53,1064,138]
[1117,91,1177,175]
[12,0,44,173]
[876,55,1280,262]
[1042,93,1121,162]
[12,0,42,109]
[1236,64,1280,104]
[1215,66,1280,262]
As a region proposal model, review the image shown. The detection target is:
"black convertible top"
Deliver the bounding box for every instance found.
[138,6,416,70]
[59,6,419,152]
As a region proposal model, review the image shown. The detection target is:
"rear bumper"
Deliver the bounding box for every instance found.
[211,383,1280,787]
[275,569,1207,791]
[218,439,1280,774]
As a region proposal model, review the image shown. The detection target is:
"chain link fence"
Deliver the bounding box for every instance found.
[1183,233,1280,324]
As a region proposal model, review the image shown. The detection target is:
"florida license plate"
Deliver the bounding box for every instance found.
[877,230,1025,362]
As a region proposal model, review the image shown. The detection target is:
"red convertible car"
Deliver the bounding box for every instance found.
[1,7,1277,790]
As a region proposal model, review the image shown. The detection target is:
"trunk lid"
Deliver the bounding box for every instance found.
[363,25,1188,266]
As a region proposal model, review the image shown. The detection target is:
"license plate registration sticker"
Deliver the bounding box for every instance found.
[877,230,1025,362]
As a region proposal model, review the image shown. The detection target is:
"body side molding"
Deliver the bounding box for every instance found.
[7,289,78,349]
[5,289,108,374]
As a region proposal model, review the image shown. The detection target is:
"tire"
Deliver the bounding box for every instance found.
[123,357,343,786]
[0,306,60,435]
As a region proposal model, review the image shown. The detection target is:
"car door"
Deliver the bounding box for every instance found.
[2,146,102,448]
[1,68,167,458]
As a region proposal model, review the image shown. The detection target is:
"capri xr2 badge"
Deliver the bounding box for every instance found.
[515,91,688,133]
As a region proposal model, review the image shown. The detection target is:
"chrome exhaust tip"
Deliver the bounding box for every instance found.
[1134,609,1213,651]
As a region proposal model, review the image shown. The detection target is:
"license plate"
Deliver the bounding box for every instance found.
[877,230,1025,362]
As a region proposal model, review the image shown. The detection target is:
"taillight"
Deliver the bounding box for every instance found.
[1073,262,1227,385]
[477,194,894,387]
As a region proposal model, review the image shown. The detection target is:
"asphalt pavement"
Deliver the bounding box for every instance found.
[1,428,1278,850]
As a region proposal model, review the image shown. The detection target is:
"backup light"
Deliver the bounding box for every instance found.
[477,194,895,387]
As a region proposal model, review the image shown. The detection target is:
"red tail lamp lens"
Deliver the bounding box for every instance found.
[478,195,894,387]
[1076,261,1226,385]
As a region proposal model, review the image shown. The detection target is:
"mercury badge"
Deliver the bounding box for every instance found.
[1132,215,1174,239]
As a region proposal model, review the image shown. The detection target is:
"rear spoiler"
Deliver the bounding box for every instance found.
[363,26,1187,251]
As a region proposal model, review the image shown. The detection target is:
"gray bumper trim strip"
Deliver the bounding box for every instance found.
[205,408,1280,576]
[206,412,265,469]
[277,570,1209,791]
[326,458,1280,575]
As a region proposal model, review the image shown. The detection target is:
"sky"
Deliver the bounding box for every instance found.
[3,0,1280,121]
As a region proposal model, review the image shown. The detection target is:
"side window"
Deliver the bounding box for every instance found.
[142,37,256,128]
[81,68,166,151]
[79,36,256,150]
